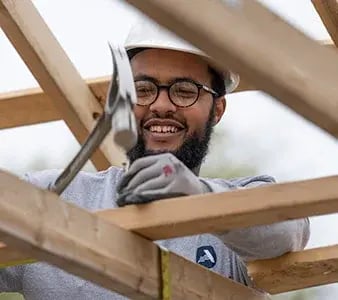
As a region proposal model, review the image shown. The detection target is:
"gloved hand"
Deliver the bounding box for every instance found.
[116,153,211,207]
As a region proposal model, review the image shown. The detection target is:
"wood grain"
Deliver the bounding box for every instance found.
[0,169,267,299]
[248,244,338,294]
[2,175,338,293]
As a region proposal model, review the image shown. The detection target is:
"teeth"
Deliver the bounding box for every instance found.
[149,125,179,133]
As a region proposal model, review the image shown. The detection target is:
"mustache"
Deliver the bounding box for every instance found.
[140,113,187,128]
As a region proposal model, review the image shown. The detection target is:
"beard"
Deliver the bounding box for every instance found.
[127,107,215,171]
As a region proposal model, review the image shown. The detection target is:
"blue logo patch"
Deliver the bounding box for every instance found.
[196,246,217,268]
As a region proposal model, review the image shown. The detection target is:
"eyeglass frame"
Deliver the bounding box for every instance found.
[134,77,220,108]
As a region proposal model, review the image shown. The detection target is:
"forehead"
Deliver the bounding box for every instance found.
[130,49,211,84]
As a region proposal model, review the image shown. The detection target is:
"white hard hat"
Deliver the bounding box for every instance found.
[124,19,240,94]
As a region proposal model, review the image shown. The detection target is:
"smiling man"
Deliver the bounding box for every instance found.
[128,49,220,170]
[0,20,309,299]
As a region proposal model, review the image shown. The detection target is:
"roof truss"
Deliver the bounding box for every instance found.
[0,0,338,297]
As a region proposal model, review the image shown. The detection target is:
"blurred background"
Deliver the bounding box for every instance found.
[0,0,337,299]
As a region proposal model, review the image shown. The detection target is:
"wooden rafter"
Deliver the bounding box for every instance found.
[0,0,338,296]
[2,175,338,293]
[0,76,109,130]
[125,0,338,137]
[98,175,337,240]
[248,244,338,294]
[312,0,338,47]
[0,87,60,129]
[0,169,267,300]
[0,0,125,168]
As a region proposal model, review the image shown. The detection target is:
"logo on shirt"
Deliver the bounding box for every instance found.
[196,246,217,268]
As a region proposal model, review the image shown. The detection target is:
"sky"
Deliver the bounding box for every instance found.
[0,0,337,298]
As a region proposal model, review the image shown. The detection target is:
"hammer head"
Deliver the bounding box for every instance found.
[106,44,138,152]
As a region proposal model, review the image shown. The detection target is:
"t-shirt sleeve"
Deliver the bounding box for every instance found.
[201,175,310,261]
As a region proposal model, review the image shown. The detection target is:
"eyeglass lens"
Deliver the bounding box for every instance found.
[135,80,199,107]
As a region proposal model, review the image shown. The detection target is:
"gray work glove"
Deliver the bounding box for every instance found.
[116,153,210,207]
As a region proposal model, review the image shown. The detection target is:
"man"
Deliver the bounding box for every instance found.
[0,20,309,299]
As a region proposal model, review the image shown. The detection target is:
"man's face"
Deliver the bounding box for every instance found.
[127,49,225,170]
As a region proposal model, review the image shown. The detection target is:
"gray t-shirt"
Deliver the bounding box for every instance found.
[0,167,310,299]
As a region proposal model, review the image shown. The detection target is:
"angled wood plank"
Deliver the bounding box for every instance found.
[2,174,338,294]
[2,175,338,252]
[0,87,60,129]
[312,0,338,47]
[0,76,109,129]
[248,244,338,294]
[97,175,338,240]
[0,0,125,168]
[0,170,267,300]
[125,0,338,137]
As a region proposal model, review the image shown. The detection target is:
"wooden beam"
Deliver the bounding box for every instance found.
[0,0,125,168]
[0,76,109,130]
[125,0,338,137]
[248,244,338,294]
[97,175,338,240]
[0,169,266,300]
[312,0,338,47]
[0,87,60,129]
[1,175,338,253]
[2,175,338,293]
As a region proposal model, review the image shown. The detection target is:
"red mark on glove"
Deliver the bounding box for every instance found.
[163,165,174,177]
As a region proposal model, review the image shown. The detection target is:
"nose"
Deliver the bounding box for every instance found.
[149,89,177,116]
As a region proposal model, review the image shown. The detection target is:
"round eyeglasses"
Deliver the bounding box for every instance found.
[134,79,219,108]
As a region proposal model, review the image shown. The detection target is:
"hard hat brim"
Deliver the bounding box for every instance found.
[126,44,239,94]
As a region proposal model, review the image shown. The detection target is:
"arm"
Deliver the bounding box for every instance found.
[202,175,310,262]
[116,154,310,262]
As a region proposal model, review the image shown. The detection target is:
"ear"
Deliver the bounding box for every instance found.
[213,96,226,125]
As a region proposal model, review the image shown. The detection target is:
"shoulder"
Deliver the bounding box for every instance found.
[23,166,124,193]
[228,174,276,188]
[22,167,124,210]
[200,174,276,192]
[22,169,62,189]
[23,167,122,188]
